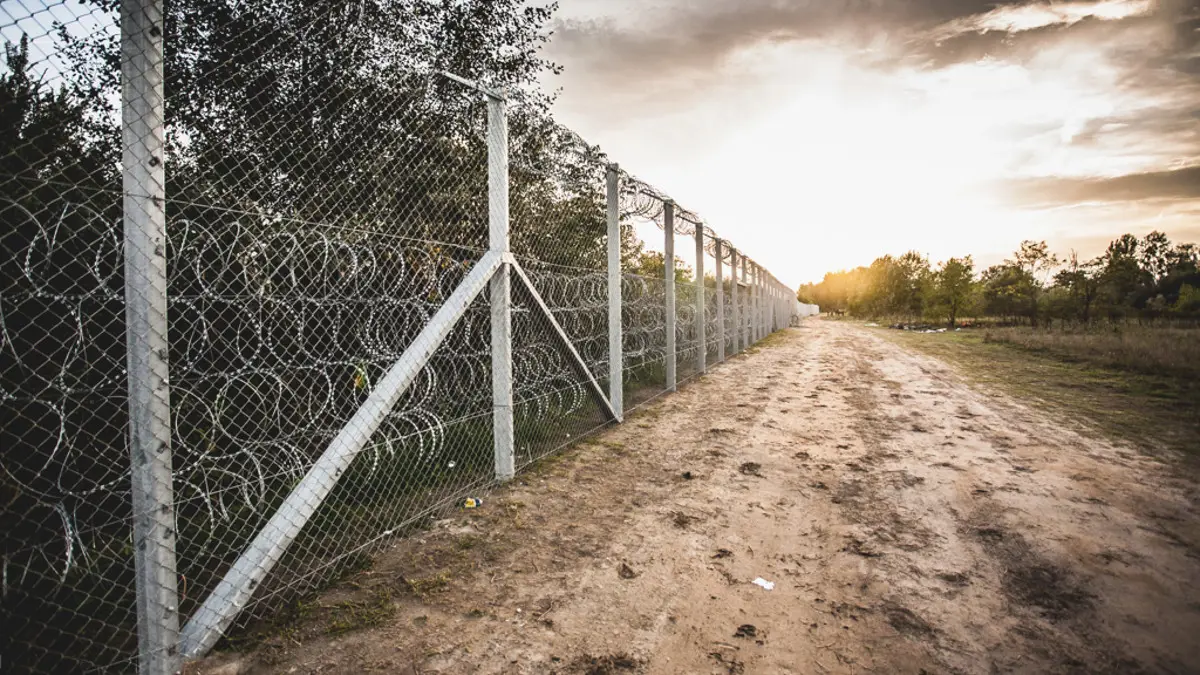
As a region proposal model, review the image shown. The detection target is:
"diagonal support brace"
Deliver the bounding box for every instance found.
[510,261,621,423]
[180,251,503,659]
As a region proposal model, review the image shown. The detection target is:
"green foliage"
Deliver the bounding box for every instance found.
[798,232,1199,324]
[927,256,975,328]
[626,250,694,283]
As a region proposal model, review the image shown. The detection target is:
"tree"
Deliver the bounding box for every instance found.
[627,250,693,284]
[1095,234,1150,317]
[1139,231,1173,284]
[981,263,1034,322]
[930,256,975,328]
[1052,251,1102,323]
[1005,240,1060,326]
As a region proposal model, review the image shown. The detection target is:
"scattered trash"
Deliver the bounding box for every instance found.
[713,548,734,559]
[733,624,757,638]
[617,562,638,579]
[739,462,762,477]
[864,322,879,327]
[751,578,775,591]
[463,497,483,509]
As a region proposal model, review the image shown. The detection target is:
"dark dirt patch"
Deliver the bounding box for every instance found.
[830,479,865,505]
[972,523,1094,621]
[739,462,763,477]
[617,563,638,580]
[1005,563,1093,621]
[975,527,1005,542]
[571,653,641,674]
[935,572,970,587]
[884,470,927,489]
[931,461,964,471]
[671,511,699,529]
[733,624,757,638]
[883,603,936,637]
[843,537,883,558]
[712,548,734,559]
[707,651,746,674]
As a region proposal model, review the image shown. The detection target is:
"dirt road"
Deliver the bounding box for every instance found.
[201,320,1200,674]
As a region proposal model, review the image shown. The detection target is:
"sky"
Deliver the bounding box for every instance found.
[542,0,1200,286]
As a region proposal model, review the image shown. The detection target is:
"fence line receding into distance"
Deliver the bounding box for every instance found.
[0,1,803,672]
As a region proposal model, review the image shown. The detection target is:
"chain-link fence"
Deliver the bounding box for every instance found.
[1,1,799,672]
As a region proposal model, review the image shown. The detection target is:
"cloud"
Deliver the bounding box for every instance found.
[546,0,1022,90]
[1003,165,1200,208]
[931,0,1154,38]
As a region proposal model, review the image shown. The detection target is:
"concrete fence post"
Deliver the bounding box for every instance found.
[751,263,759,343]
[606,164,623,419]
[664,202,676,391]
[729,247,739,354]
[122,0,181,671]
[694,225,706,374]
[489,93,514,482]
[715,239,725,362]
[734,253,744,343]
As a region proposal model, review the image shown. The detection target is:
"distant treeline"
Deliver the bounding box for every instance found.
[796,232,1200,326]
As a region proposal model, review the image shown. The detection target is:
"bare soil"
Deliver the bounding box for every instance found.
[194,320,1200,674]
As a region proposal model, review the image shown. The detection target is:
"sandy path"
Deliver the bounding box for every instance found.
[200,320,1200,675]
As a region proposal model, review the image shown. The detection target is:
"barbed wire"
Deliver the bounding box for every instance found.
[1,2,795,671]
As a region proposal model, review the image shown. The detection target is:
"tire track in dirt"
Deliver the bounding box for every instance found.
[192,321,1200,675]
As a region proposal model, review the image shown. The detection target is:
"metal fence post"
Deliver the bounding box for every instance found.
[694,225,706,374]
[121,1,180,672]
[488,93,514,482]
[749,261,756,344]
[778,280,785,330]
[749,263,757,343]
[760,268,767,338]
[729,247,739,355]
[606,164,623,420]
[770,278,776,332]
[734,253,744,345]
[664,202,676,391]
[715,239,725,362]
[756,264,764,341]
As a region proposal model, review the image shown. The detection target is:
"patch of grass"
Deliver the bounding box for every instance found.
[982,325,1200,380]
[404,570,452,598]
[878,328,1200,459]
[324,589,396,636]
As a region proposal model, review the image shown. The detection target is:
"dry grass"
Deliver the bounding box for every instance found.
[878,326,1200,459]
[981,325,1200,380]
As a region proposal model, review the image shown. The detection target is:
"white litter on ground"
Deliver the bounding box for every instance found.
[752,578,775,591]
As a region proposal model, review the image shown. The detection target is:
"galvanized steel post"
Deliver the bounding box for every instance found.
[751,263,759,343]
[606,164,623,419]
[121,1,180,672]
[734,253,744,343]
[729,247,739,354]
[489,93,514,482]
[664,202,676,391]
[694,224,706,374]
[715,239,725,362]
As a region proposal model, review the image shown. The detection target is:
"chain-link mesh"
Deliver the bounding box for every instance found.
[2,2,796,672]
